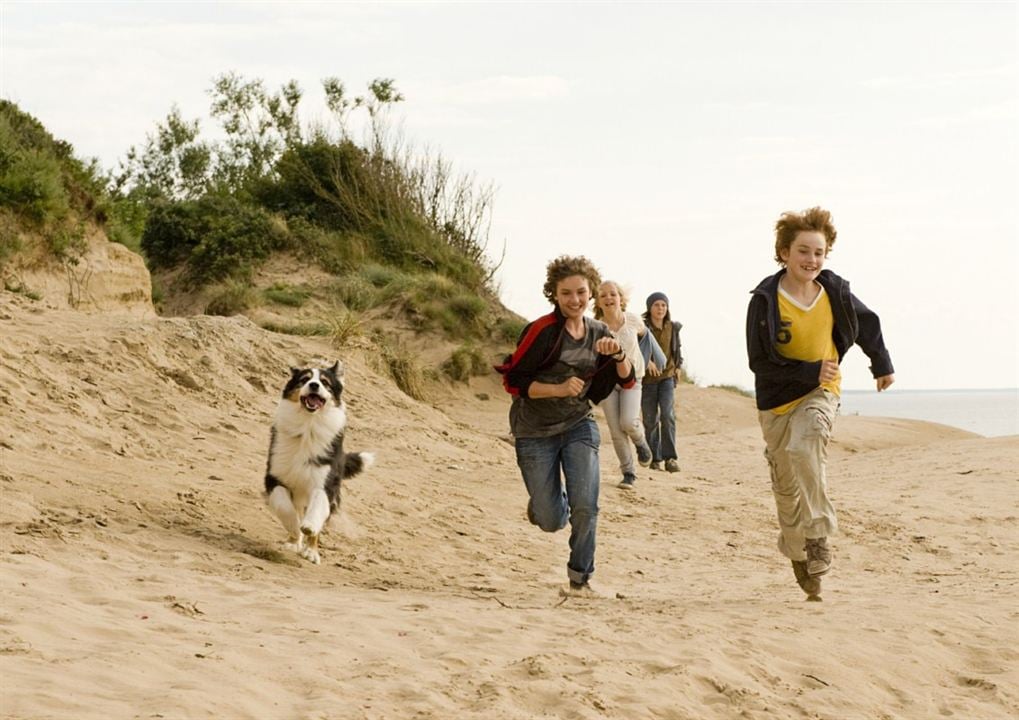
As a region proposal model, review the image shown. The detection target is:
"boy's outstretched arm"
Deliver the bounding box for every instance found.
[850,293,895,381]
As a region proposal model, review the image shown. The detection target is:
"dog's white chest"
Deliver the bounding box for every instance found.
[270,403,346,495]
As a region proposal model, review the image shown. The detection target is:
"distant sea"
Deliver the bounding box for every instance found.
[839,388,1018,438]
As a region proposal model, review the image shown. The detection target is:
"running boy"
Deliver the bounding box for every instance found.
[746,206,895,599]
[496,256,635,594]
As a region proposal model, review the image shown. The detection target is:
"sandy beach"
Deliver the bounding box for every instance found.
[1,290,1017,720]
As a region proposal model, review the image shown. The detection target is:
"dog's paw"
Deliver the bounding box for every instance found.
[300,547,321,565]
[283,539,304,553]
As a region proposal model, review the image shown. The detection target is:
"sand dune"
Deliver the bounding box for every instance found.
[1,292,1017,719]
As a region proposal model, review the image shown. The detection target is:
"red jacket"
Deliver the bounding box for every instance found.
[495,306,635,404]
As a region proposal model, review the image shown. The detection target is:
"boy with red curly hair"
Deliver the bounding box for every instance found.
[746,207,895,599]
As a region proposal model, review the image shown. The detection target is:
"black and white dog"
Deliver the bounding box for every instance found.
[264,362,373,564]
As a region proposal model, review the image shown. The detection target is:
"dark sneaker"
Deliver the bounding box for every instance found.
[665,459,680,473]
[618,473,636,489]
[791,560,822,597]
[805,537,832,577]
[650,461,662,471]
[635,443,652,467]
[561,580,604,597]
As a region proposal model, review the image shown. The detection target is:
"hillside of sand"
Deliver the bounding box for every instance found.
[2,278,1018,719]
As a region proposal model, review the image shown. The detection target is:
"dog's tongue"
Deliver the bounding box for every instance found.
[302,395,325,411]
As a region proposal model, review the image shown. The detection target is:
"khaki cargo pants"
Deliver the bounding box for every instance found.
[758,387,840,562]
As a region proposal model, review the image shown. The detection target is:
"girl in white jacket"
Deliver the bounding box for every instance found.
[594,281,655,488]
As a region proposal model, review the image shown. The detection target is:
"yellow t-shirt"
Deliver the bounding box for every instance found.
[771,285,841,415]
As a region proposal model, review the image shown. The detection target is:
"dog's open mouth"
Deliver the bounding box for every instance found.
[301,394,326,412]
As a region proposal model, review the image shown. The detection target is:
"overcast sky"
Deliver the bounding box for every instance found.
[3,1,1016,391]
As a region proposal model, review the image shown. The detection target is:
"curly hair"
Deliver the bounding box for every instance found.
[774,206,837,265]
[542,255,602,306]
[593,280,629,320]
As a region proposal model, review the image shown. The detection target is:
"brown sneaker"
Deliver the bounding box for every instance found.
[805,537,832,577]
[665,459,680,473]
[561,580,603,598]
[791,560,822,597]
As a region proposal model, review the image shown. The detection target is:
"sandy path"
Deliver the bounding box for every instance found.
[2,295,1016,719]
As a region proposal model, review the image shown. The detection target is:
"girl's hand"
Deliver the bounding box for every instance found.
[876,374,895,392]
[647,361,660,377]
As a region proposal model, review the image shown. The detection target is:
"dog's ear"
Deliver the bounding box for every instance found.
[329,361,344,379]
[290,366,303,377]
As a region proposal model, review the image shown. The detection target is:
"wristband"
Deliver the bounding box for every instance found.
[611,352,626,362]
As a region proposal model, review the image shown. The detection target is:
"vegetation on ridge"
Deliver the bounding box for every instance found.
[1,77,524,396]
[0,99,109,274]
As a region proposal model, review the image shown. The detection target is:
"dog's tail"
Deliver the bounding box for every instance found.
[343,452,375,479]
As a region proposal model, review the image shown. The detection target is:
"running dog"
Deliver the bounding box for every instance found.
[264,362,373,564]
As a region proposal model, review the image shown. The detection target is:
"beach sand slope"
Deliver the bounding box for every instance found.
[1,294,1016,719]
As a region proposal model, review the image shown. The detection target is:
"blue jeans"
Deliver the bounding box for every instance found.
[641,377,677,462]
[514,417,600,585]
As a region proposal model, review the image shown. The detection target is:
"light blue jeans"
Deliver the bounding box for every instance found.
[602,382,645,475]
[641,377,677,462]
[515,417,600,585]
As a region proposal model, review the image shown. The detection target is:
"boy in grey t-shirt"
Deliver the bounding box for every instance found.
[496,255,635,594]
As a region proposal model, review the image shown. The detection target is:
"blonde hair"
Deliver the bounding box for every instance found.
[593,280,629,320]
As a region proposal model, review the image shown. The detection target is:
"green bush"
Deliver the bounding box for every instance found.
[205,280,259,315]
[328,274,378,311]
[255,136,371,231]
[255,133,487,291]
[0,209,22,270]
[443,343,489,382]
[448,293,486,328]
[286,216,369,274]
[361,262,402,288]
[410,272,456,300]
[47,222,88,261]
[413,290,487,337]
[374,334,426,400]
[495,316,527,344]
[103,190,153,253]
[150,277,165,306]
[340,263,417,306]
[263,282,311,307]
[0,143,69,226]
[327,310,364,347]
[140,200,201,267]
[141,196,288,285]
[186,200,287,282]
[0,101,109,230]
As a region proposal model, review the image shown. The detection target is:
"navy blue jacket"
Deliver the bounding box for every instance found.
[746,269,894,411]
